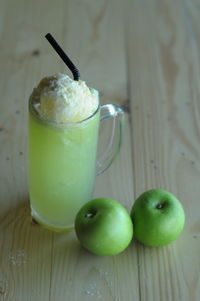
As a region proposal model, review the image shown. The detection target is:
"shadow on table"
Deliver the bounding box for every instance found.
[0,200,81,262]
[0,200,84,299]
[0,201,139,300]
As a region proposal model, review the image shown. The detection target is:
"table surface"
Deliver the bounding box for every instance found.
[0,0,200,300]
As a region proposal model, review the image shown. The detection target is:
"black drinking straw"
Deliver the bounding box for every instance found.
[45,33,80,81]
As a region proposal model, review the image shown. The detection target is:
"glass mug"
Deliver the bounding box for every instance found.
[28,94,124,231]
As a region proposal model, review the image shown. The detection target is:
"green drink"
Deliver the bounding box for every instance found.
[28,74,124,231]
[29,107,100,231]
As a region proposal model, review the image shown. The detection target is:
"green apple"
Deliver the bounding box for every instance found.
[75,198,133,256]
[131,189,185,247]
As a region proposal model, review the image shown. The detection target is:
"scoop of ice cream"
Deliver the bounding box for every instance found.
[31,73,99,123]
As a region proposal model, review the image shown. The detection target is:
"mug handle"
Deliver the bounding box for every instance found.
[96,104,125,176]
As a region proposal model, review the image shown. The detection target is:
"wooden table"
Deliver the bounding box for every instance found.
[0,0,200,300]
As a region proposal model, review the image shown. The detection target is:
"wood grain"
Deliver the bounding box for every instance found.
[0,0,200,300]
[0,0,138,300]
[127,0,200,300]
[48,1,139,300]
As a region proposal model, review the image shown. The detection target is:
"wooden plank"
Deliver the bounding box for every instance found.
[49,1,139,300]
[0,0,65,300]
[0,0,140,300]
[1,0,199,299]
[127,0,200,300]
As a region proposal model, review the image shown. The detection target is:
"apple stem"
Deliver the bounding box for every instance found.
[156,203,164,209]
[85,210,97,219]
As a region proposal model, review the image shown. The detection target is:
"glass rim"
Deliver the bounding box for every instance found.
[29,93,100,128]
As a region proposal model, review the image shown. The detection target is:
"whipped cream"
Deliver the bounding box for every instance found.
[31,73,99,123]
